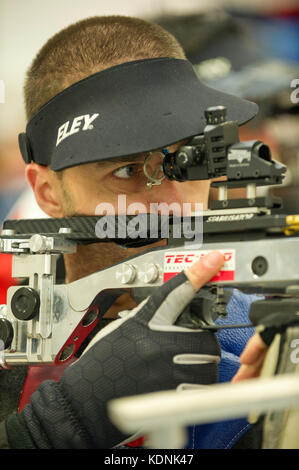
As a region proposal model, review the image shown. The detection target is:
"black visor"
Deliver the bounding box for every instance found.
[19,57,258,171]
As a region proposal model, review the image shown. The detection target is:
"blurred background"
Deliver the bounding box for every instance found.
[0,0,299,222]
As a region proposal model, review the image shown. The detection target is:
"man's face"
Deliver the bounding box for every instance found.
[57,141,210,216]
[33,141,211,282]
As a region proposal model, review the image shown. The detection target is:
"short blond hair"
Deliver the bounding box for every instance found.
[24,15,186,120]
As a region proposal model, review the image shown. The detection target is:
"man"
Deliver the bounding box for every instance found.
[0,15,261,449]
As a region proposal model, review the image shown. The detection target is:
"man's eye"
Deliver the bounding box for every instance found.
[112,164,139,179]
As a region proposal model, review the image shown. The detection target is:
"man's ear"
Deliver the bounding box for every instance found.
[25,163,63,218]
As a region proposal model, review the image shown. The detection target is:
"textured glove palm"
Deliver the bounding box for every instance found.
[17,271,220,448]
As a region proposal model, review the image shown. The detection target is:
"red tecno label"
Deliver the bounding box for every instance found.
[163,250,235,283]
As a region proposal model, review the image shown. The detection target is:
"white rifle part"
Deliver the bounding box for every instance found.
[108,374,299,449]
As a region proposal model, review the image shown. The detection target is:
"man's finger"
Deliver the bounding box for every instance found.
[239,333,268,365]
[185,251,225,291]
[143,251,225,328]
[231,361,265,383]
[232,334,268,383]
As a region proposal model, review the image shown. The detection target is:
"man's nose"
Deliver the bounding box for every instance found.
[144,179,188,214]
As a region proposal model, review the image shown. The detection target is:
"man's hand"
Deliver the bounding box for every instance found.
[232,333,268,383]
[3,251,224,449]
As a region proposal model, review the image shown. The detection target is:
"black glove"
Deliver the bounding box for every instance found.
[3,271,221,449]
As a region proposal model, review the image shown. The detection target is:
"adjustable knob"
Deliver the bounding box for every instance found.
[0,318,14,350]
[139,263,160,284]
[29,234,48,253]
[205,106,227,125]
[11,287,40,321]
[115,263,136,284]
[176,150,193,168]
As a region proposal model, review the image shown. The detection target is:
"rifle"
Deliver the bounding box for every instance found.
[1,106,298,448]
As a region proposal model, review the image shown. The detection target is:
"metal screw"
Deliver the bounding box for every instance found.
[1,229,16,236]
[115,263,136,284]
[29,234,48,253]
[139,263,160,284]
[251,256,268,277]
